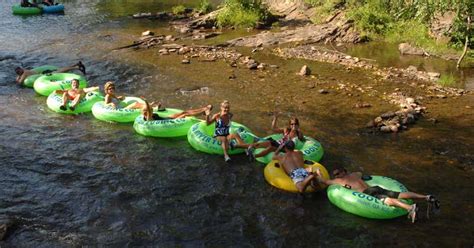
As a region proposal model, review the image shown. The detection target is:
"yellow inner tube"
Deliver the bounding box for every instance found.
[264,160,330,193]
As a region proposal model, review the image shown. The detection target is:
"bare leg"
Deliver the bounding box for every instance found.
[295,174,315,193]
[254,146,277,158]
[398,192,427,200]
[170,105,212,119]
[216,136,230,161]
[384,197,413,211]
[227,133,250,149]
[70,94,83,108]
[61,93,68,107]
[124,102,146,110]
[56,61,86,74]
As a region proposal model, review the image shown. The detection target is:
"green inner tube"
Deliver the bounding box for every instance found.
[254,134,324,164]
[92,97,145,123]
[47,91,104,114]
[12,4,42,15]
[327,175,413,219]
[187,121,255,155]
[133,108,202,138]
[34,73,87,96]
[23,65,59,88]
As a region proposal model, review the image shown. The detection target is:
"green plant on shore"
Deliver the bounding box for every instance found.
[437,73,457,87]
[306,0,473,53]
[172,5,186,15]
[306,0,346,24]
[216,0,269,28]
[198,0,213,14]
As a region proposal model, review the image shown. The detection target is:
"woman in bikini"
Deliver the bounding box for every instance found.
[247,113,305,161]
[205,100,251,162]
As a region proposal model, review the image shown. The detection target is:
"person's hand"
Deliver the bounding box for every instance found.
[272,111,279,119]
[277,142,285,150]
[315,168,321,177]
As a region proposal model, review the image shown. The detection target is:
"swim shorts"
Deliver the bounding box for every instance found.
[290,168,309,184]
[363,186,400,199]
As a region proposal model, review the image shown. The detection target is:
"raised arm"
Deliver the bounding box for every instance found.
[16,74,27,85]
[271,112,283,133]
[206,113,218,125]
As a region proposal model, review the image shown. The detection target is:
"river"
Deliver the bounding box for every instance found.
[0,0,473,246]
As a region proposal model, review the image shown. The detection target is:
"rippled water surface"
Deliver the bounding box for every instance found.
[1,1,473,247]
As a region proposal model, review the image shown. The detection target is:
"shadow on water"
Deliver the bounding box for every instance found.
[0,0,473,247]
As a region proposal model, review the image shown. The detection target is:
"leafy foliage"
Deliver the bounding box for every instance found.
[216,0,269,28]
[305,0,473,49]
[172,5,186,15]
[198,0,213,14]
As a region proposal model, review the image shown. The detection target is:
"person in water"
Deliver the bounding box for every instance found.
[272,140,317,193]
[141,100,213,121]
[315,167,440,223]
[15,61,86,86]
[54,79,99,111]
[205,100,252,163]
[41,0,55,6]
[246,113,304,161]
[20,0,38,7]
[103,81,158,110]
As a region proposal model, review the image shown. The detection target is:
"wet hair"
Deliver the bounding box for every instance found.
[221,100,230,107]
[71,79,79,84]
[104,81,115,94]
[15,67,23,75]
[142,100,152,120]
[284,140,295,151]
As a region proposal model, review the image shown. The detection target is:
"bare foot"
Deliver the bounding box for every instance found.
[151,101,164,111]
[408,204,418,223]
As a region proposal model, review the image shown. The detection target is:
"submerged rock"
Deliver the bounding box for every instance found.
[176,86,209,96]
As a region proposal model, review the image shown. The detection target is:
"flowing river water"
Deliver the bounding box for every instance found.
[0,0,473,246]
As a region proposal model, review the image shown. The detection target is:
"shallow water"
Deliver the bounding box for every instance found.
[1,0,473,247]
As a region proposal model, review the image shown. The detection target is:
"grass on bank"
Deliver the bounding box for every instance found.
[437,73,457,87]
[216,0,269,28]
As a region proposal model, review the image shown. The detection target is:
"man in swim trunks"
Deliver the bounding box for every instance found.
[315,167,440,223]
[272,140,316,193]
[14,61,86,86]
[54,79,98,111]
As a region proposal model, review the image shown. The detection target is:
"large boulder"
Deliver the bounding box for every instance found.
[398,43,425,56]
[430,11,456,43]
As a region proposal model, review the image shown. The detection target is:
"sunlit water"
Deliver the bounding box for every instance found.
[0,1,473,246]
